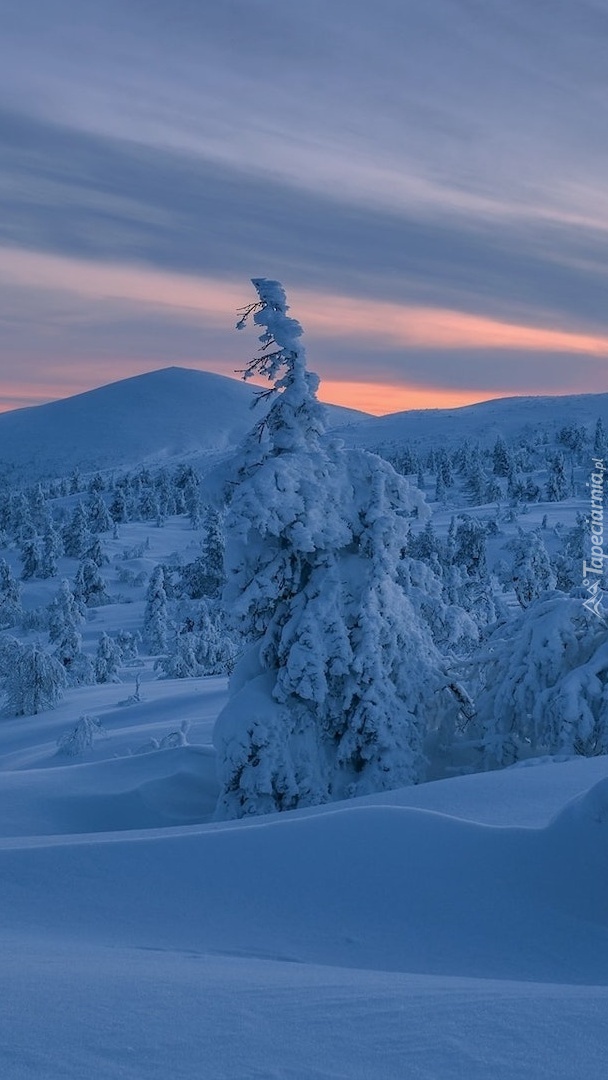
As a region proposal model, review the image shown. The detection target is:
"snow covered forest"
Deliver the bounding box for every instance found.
[1,281,607,799]
[1,281,608,1077]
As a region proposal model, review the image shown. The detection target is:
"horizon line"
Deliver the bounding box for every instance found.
[1,363,608,419]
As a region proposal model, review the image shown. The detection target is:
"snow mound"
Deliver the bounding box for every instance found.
[1,792,608,984]
[550,774,608,827]
[0,746,218,837]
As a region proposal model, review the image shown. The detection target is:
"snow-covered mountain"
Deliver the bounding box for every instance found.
[3,367,608,484]
[333,392,608,452]
[0,367,367,482]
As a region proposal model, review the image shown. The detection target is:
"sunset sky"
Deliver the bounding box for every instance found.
[2,0,608,415]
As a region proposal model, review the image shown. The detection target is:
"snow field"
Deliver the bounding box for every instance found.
[1,367,608,1076]
[1,663,608,1077]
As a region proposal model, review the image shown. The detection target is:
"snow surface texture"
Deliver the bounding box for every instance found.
[1,670,608,1079]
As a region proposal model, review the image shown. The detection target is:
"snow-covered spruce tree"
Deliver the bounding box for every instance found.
[0,638,66,716]
[109,486,129,524]
[74,558,110,608]
[193,601,236,675]
[0,558,22,628]
[397,554,479,658]
[156,629,201,679]
[143,565,169,652]
[594,417,607,459]
[48,578,93,686]
[213,279,454,819]
[28,484,48,533]
[40,520,63,578]
[178,509,226,600]
[508,528,555,608]
[448,516,501,631]
[48,579,83,645]
[63,502,92,558]
[54,618,93,686]
[545,452,569,501]
[201,506,225,597]
[87,492,113,534]
[492,436,511,477]
[20,536,42,580]
[470,594,608,767]
[95,632,122,683]
[116,628,140,661]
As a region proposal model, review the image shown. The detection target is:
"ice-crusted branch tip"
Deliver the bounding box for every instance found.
[235,278,307,386]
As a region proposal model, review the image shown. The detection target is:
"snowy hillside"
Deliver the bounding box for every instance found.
[0,455,606,1076]
[4,365,608,485]
[1,666,607,1078]
[2,323,608,1077]
[334,391,608,452]
[0,367,367,483]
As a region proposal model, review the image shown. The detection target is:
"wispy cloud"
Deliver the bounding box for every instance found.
[2,2,608,410]
[5,247,608,359]
[2,247,608,413]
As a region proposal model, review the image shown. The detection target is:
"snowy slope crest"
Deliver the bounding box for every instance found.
[0,367,367,483]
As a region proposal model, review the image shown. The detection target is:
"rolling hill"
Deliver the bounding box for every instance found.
[333,391,608,452]
[0,367,367,483]
[2,367,608,485]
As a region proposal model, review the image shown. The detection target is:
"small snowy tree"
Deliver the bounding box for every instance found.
[54,621,93,686]
[470,594,608,767]
[201,506,225,597]
[179,508,226,600]
[116,628,140,660]
[28,484,47,532]
[48,579,92,685]
[48,579,84,643]
[508,528,555,608]
[156,629,201,679]
[492,436,511,477]
[74,558,110,607]
[20,536,42,580]
[449,516,500,630]
[63,502,92,558]
[143,565,169,652]
[87,492,113,534]
[109,487,129,524]
[95,632,122,683]
[593,417,607,459]
[0,638,66,716]
[57,715,105,756]
[40,521,63,578]
[0,558,22,628]
[545,453,569,501]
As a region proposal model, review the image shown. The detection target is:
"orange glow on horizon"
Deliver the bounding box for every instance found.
[317,381,501,415]
[0,386,73,414]
[0,370,541,418]
[3,248,608,416]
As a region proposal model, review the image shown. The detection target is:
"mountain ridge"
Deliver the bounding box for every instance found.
[2,366,608,483]
[0,367,366,482]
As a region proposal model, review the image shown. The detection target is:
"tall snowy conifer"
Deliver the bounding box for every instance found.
[213,279,450,819]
